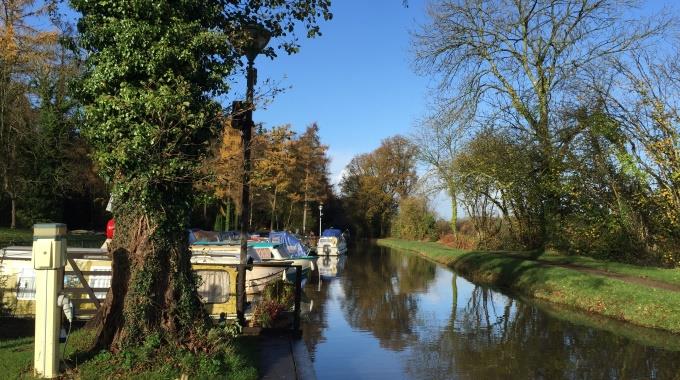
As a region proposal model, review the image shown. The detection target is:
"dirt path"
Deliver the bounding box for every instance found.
[533,260,680,292]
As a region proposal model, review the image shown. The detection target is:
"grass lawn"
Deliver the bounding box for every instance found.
[0,228,33,247]
[0,227,106,249]
[377,238,680,334]
[0,318,259,379]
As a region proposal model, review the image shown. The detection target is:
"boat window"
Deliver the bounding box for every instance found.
[16,268,36,300]
[256,248,272,259]
[196,270,230,303]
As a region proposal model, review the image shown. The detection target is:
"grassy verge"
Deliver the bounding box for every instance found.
[0,318,259,379]
[0,228,32,247]
[377,238,680,334]
[0,227,106,249]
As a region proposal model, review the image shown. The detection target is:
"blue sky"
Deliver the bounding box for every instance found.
[246,0,677,219]
[250,0,430,186]
[54,0,675,219]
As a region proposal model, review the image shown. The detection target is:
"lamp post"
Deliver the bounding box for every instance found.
[237,23,271,326]
[318,204,323,237]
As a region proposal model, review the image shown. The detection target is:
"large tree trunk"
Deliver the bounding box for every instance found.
[92,206,207,352]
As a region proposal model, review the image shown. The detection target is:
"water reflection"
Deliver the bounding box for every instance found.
[303,245,680,379]
[340,246,437,351]
[317,255,346,280]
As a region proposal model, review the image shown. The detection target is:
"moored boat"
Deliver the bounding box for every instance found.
[189,245,289,295]
[250,241,314,285]
[317,228,347,256]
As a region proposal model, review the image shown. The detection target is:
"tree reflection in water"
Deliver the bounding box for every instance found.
[302,274,332,357]
[301,245,680,379]
[338,246,436,351]
[406,281,680,379]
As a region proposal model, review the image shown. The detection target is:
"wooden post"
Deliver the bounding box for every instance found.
[293,265,302,333]
[236,264,246,326]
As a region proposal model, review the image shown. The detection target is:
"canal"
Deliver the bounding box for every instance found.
[301,244,680,379]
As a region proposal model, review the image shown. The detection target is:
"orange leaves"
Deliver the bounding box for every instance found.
[0,0,59,71]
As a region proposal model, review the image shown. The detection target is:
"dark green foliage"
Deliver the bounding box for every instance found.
[64,328,257,379]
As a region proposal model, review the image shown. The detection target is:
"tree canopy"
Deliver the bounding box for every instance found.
[72,0,332,351]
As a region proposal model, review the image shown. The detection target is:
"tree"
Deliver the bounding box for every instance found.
[201,120,244,231]
[252,125,295,230]
[415,0,668,248]
[72,0,331,351]
[0,0,58,228]
[341,135,418,237]
[391,196,437,241]
[411,103,472,234]
[453,130,542,248]
[294,123,329,233]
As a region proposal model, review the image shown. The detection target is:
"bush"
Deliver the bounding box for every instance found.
[439,233,477,250]
[252,279,295,328]
[434,220,452,240]
[391,197,437,241]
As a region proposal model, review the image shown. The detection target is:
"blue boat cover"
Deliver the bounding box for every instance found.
[321,228,343,238]
[269,231,309,258]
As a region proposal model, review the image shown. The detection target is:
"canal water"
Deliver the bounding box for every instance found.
[302,244,680,379]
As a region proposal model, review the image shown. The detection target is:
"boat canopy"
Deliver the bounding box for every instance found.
[321,228,343,238]
[269,231,309,258]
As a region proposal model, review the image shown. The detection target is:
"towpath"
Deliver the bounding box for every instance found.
[258,332,316,380]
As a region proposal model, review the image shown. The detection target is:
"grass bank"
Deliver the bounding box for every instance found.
[377,238,680,334]
[0,227,106,248]
[0,228,32,247]
[0,318,258,379]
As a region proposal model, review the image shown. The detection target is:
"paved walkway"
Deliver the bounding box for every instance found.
[259,332,316,380]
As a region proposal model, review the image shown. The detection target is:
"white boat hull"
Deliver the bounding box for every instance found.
[316,244,347,256]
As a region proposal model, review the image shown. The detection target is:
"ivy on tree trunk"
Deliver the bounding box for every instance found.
[72,0,331,351]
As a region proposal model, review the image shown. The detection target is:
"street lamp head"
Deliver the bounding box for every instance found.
[318,204,323,211]
[243,23,271,63]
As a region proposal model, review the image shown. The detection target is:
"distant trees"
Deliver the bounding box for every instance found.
[202,123,332,233]
[0,0,105,229]
[412,0,680,265]
[341,135,418,237]
[295,124,330,234]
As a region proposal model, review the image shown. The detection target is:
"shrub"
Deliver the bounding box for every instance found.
[439,233,477,250]
[252,279,295,328]
[434,220,452,240]
[391,197,437,241]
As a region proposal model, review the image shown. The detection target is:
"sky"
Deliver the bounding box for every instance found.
[245,0,439,207]
[243,0,676,219]
[52,0,676,220]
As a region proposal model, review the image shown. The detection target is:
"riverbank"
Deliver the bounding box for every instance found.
[377,238,680,334]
